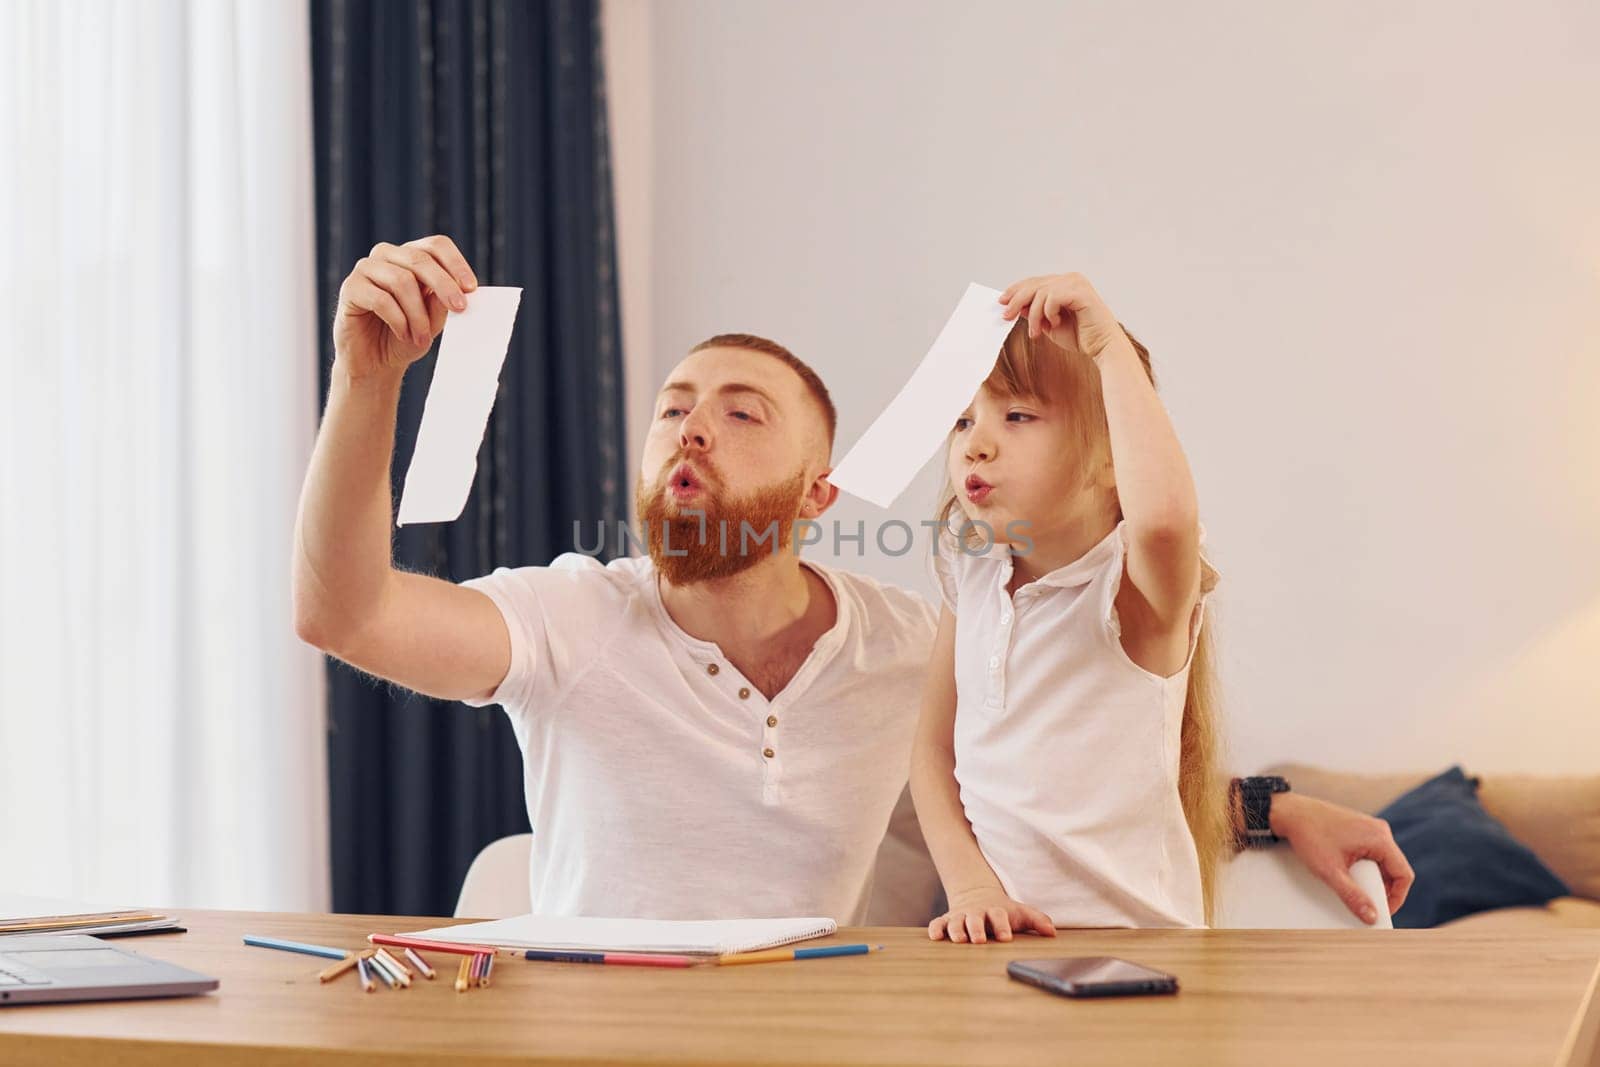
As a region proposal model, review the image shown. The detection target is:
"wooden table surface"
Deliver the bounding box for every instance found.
[0,909,1596,1066]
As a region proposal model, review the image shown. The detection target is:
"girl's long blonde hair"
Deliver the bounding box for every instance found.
[935,321,1230,925]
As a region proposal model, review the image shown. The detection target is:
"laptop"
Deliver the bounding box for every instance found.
[0,934,218,1005]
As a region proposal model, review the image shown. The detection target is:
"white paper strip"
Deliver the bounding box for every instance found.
[397,286,524,526]
[827,282,1014,509]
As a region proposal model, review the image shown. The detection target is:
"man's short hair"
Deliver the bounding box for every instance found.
[689,333,837,449]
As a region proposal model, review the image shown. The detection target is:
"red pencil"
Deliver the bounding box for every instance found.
[522,948,700,968]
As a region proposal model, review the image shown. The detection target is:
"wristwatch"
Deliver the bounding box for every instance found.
[1234,775,1291,847]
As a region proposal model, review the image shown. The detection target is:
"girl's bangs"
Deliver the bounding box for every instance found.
[983,321,1069,402]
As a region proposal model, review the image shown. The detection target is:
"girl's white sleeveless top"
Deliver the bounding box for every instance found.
[931,520,1221,928]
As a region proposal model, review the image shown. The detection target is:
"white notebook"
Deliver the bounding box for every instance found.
[400,915,837,955]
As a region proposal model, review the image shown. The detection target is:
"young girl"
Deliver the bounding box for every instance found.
[910,272,1228,939]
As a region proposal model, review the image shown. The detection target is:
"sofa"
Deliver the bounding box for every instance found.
[1263,762,1600,930]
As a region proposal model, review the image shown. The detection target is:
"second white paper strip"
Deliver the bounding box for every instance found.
[828,282,1015,509]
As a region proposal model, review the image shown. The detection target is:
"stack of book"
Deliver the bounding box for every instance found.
[0,909,183,938]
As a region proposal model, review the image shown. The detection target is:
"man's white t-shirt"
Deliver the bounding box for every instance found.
[462,553,936,924]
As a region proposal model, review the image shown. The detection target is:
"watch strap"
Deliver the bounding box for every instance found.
[1236,776,1290,845]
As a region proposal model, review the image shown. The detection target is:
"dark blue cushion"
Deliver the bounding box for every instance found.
[1378,766,1570,928]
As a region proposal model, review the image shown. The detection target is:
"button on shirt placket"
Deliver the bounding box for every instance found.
[758,689,782,806]
[987,568,1018,711]
[710,660,782,805]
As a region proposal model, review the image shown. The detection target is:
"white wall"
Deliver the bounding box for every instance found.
[611,1,1600,775]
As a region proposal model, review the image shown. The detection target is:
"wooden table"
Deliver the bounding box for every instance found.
[0,909,1596,1066]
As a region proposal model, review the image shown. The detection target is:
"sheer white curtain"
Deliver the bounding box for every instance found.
[0,0,329,911]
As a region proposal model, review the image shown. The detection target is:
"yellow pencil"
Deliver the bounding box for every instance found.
[455,954,471,993]
[317,953,359,983]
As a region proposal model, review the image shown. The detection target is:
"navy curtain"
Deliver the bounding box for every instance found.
[310,0,627,915]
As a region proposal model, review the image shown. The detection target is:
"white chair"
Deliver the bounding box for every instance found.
[455,833,533,918]
[1215,847,1392,929]
[864,785,1390,929]
[455,829,1393,930]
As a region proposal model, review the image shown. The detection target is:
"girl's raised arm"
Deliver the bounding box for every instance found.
[999,274,1201,629]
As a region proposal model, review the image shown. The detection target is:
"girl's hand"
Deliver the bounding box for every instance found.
[929,887,1057,943]
[998,273,1128,363]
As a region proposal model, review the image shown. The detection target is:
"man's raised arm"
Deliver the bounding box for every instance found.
[292,234,509,704]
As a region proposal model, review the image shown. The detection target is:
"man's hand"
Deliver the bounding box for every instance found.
[334,235,478,381]
[1269,792,1415,925]
[929,887,1057,944]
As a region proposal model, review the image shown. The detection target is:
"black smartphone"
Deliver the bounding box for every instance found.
[1006,957,1179,998]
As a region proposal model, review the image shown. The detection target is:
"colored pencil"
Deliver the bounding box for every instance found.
[455,954,471,993]
[243,935,349,961]
[369,933,511,957]
[366,950,394,983]
[356,956,376,992]
[376,950,412,988]
[482,952,494,988]
[369,951,401,989]
[374,947,413,980]
[522,949,700,968]
[374,953,409,991]
[369,954,397,989]
[403,947,435,979]
[716,943,884,967]
[318,954,360,983]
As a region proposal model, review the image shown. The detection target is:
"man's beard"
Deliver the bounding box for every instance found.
[634,461,808,585]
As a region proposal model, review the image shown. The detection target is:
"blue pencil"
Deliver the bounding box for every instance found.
[717,943,884,966]
[243,935,349,961]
